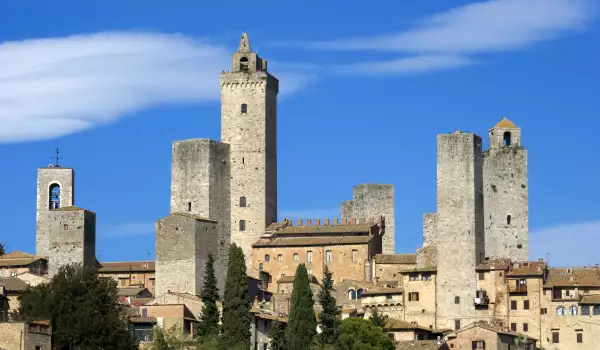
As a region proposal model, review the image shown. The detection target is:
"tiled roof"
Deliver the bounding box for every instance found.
[0,277,28,292]
[249,307,288,323]
[0,251,44,267]
[374,254,417,265]
[400,266,437,274]
[361,287,403,296]
[98,261,155,273]
[252,235,373,248]
[492,117,517,129]
[506,261,546,277]
[544,267,600,288]
[128,316,157,324]
[453,321,537,342]
[277,275,319,284]
[162,212,216,222]
[118,287,149,297]
[579,295,600,305]
[386,318,431,331]
[396,340,445,350]
[476,258,511,271]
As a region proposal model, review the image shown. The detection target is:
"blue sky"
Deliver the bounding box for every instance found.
[1,0,599,267]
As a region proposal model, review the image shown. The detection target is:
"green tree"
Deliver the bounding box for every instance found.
[17,263,137,350]
[368,307,388,329]
[0,243,5,256]
[148,326,201,350]
[338,317,395,350]
[317,265,340,346]
[219,244,251,349]
[197,254,220,339]
[269,320,287,350]
[285,263,317,350]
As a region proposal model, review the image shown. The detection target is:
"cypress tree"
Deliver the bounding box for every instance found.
[317,265,340,345]
[268,320,287,350]
[197,254,220,339]
[219,244,251,349]
[285,263,317,350]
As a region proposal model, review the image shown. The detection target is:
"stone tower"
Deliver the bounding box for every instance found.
[483,117,528,261]
[36,165,75,258]
[221,32,278,267]
[435,131,485,330]
[341,184,395,254]
[169,139,231,294]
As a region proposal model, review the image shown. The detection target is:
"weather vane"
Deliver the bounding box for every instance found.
[52,148,62,167]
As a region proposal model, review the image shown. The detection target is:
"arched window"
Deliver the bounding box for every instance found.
[239,196,247,207]
[240,57,249,71]
[307,250,313,263]
[593,305,600,315]
[293,253,299,262]
[49,183,61,209]
[241,103,247,113]
[357,288,364,299]
[326,250,332,263]
[277,254,283,263]
[556,306,565,316]
[265,254,270,262]
[348,289,356,300]
[507,215,511,225]
[352,249,358,262]
[239,220,246,231]
[582,305,591,315]
[569,305,578,315]
[503,131,511,147]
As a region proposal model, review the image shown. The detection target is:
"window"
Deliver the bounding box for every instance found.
[569,305,578,315]
[454,319,460,330]
[241,103,248,113]
[472,340,485,349]
[541,308,548,315]
[258,263,263,271]
[552,332,559,344]
[454,296,460,304]
[239,196,247,207]
[577,333,583,343]
[49,183,61,209]
[556,306,565,316]
[386,294,393,300]
[239,220,246,231]
[141,308,148,317]
[293,253,299,262]
[348,289,356,300]
[240,57,249,71]
[422,273,432,281]
[326,250,332,263]
[351,249,358,262]
[510,323,516,332]
[507,215,511,225]
[264,254,270,262]
[307,250,313,263]
[523,323,529,332]
[408,292,419,302]
[503,131,511,146]
[307,268,312,275]
[566,289,571,296]
[511,300,517,310]
[524,300,530,310]
[479,272,485,280]
[188,202,192,212]
[582,305,590,315]
[409,274,419,281]
[277,254,283,263]
[63,224,68,230]
[593,305,600,315]
[357,289,364,299]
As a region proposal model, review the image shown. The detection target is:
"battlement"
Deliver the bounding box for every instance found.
[277,216,384,228]
[264,216,385,235]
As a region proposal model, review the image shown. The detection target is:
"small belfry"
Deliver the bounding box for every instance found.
[237,31,251,53]
[488,117,521,148]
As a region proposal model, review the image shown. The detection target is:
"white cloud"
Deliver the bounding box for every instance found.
[298,0,595,54]
[529,220,600,267]
[331,55,474,76]
[279,208,341,221]
[0,32,311,143]
[102,222,155,237]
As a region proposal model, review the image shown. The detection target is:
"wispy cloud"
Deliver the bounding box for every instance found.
[0,32,312,143]
[529,220,600,267]
[101,222,155,238]
[297,0,595,54]
[332,55,474,76]
[279,208,341,221]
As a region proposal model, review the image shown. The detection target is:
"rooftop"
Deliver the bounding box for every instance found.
[396,340,446,350]
[544,267,600,288]
[0,251,44,267]
[374,254,417,265]
[265,217,383,235]
[506,260,546,277]
[98,261,155,273]
[0,277,28,292]
[386,318,432,332]
[476,258,511,271]
[400,266,437,274]
[361,287,403,296]
[491,117,518,130]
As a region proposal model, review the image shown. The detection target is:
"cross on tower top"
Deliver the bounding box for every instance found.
[52,148,62,167]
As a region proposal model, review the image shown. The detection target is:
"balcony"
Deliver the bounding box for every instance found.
[508,279,528,294]
[474,290,490,306]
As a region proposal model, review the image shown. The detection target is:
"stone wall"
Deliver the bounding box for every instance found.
[422,213,437,247]
[169,139,231,294]
[402,272,437,328]
[36,167,74,258]
[0,322,51,350]
[155,214,218,297]
[435,132,484,330]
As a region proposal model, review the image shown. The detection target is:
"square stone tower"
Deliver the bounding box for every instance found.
[36,166,75,258]
[169,139,231,293]
[483,117,528,261]
[45,206,96,277]
[435,131,485,330]
[220,33,278,267]
[155,213,219,297]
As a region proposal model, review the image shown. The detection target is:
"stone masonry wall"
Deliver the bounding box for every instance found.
[155,214,218,297]
[46,208,96,277]
[422,213,437,247]
[170,139,231,294]
[36,167,74,258]
[348,184,395,254]
[483,147,528,261]
[221,55,278,269]
[435,132,484,330]
[341,200,354,219]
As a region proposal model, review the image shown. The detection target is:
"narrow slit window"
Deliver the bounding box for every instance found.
[241,103,247,113]
[507,215,512,225]
[239,196,247,207]
[239,220,246,232]
[188,202,192,212]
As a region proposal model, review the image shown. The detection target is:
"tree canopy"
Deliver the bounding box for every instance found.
[368,308,389,329]
[338,317,395,350]
[317,265,340,346]
[285,263,317,350]
[0,243,5,256]
[197,253,220,339]
[17,263,137,350]
[268,320,287,350]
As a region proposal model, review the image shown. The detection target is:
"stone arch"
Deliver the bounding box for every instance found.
[240,196,247,207]
[240,57,249,71]
[503,131,511,146]
[348,289,356,300]
[49,183,61,209]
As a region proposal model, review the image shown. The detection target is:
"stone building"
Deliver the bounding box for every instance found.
[0,321,52,350]
[97,261,155,295]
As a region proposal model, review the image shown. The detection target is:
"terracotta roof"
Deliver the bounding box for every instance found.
[118,287,150,297]
[128,316,157,324]
[267,224,375,235]
[277,275,319,284]
[386,318,431,331]
[374,254,417,265]
[579,295,600,305]
[476,258,511,271]
[491,117,518,130]
[361,287,403,296]
[400,266,437,274]
[0,251,44,267]
[506,261,546,277]
[98,261,155,273]
[452,321,537,341]
[396,340,445,350]
[544,267,600,288]
[0,277,28,292]
[250,308,288,323]
[252,235,373,248]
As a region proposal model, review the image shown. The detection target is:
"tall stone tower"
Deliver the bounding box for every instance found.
[221,33,278,267]
[36,165,75,258]
[483,117,528,261]
[435,131,485,330]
